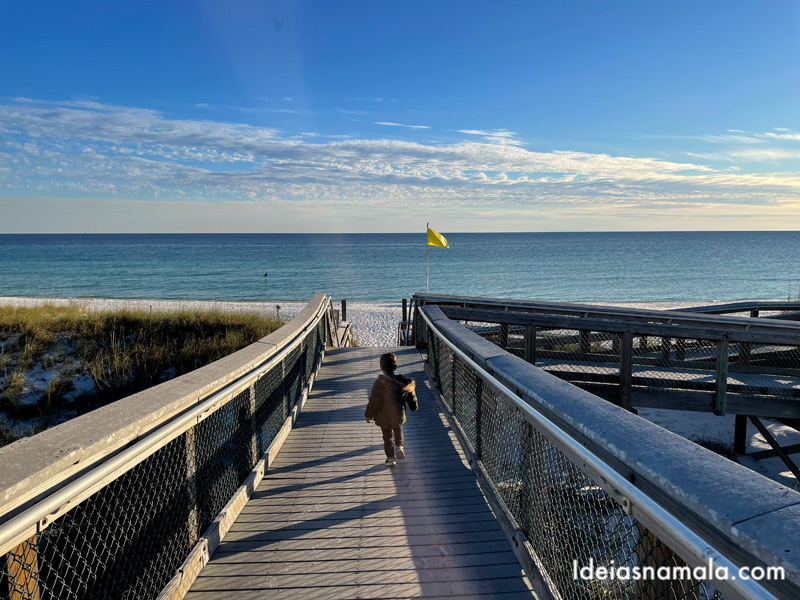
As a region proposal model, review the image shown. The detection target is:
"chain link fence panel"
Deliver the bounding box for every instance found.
[0,319,325,600]
[427,323,727,600]
[461,318,800,416]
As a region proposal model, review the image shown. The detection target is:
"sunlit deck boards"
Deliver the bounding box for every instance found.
[185,346,533,600]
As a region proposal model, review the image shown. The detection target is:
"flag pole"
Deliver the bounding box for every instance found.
[426,222,429,293]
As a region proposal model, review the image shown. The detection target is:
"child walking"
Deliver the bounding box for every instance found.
[365,352,418,467]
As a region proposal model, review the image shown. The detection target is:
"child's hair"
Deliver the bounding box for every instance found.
[380,352,397,373]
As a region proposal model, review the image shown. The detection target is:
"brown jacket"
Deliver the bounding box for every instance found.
[365,373,418,428]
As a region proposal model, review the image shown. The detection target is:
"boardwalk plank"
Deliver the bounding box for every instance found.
[204,552,519,572]
[186,347,532,599]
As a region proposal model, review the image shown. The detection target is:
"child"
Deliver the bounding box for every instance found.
[365,352,418,466]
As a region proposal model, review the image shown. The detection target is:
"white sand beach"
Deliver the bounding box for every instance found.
[0,296,406,347]
[0,296,736,348]
[1,295,797,489]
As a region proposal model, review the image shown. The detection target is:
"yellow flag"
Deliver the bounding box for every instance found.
[427,227,449,248]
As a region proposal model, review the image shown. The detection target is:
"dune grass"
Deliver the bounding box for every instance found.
[0,304,284,444]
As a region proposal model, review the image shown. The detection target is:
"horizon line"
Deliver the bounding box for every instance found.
[1,230,800,235]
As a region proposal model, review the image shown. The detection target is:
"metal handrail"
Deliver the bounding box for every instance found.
[0,296,331,558]
[414,293,800,332]
[420,306,779,600]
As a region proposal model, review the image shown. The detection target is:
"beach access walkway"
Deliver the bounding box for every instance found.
[185,347,533,599]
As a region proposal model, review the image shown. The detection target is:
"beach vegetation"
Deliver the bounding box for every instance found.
[2,370,25,407]
[0,303,284,446]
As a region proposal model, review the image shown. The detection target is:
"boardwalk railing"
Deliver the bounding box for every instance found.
[676,301,800,322]
[411,294,800,474]
[420,304,800,600]
[0,294,331,600]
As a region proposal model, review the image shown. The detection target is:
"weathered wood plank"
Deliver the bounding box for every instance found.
[212,539,517,560]
[416,293,800,333]
[192,563,527,587]
[440,305,800,345]
[190,575,532,597]
[715,338,729,415]
[204,551,519,572]
[186,347,532,599]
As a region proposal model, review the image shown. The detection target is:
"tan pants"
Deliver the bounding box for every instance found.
[381,426,403,457]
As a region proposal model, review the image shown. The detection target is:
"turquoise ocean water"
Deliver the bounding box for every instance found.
[0,232,798,304]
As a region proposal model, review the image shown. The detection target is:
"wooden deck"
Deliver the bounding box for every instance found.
[186,347,533,599]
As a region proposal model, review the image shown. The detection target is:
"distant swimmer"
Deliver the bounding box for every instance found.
[264,272,268,277]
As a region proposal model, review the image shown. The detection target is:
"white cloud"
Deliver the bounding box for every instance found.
[374,121,430,130]
[730,148,800,161]
[0,98,797,217]
[643,133,766,145]
[457,129,524,146]
[763,131,800,141]
[345,97,389,103]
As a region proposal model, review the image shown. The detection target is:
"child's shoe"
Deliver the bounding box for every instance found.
[396,446,406,459]
[384,457,396,467]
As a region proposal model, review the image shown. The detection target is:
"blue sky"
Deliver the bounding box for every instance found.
[1,0,799,232]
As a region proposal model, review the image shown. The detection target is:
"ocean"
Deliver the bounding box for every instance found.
[0,232,798,304]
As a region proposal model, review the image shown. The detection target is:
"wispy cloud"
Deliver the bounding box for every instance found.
[689,148,800,162]
[457,129,524,146]
[635,132,765,144]
[374,121,430,130]
[345,97,391,103]
[763,131,800,141]
[0,98,797,215]
[337,108,372,116]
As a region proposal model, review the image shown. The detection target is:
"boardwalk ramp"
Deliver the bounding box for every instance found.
[186,347,533,599]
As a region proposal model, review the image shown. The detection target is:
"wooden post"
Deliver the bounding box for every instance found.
[499,323,509,350]
[413,301,420,346]
[326,306,338,348]
[402,298,407,324]
[734,414,748,455]
[739,341,752,365]
[451,354,457,414]
[275,304,281,320]
[6,538,40,600]
[579,330,591,355]
[248,384,258,466]
[619,332,633,411]
[184,428,200,547]
[660,337,671,366]
[750,309,760,318]
[714,339,729,416]
[409,299,416,345]
[416,308,428,349]
[341,299,347,323]
[524,325,536,365]
[675,338,686,362]
[475,376,484,457]
[750,416,800,482]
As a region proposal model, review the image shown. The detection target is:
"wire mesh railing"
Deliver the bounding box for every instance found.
[456,312,800,420]
[422,305,792,600]
[0,297,329,600]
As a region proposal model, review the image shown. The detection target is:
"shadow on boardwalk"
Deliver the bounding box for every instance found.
[186,347,533,599]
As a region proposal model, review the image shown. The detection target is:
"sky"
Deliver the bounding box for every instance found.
[1,0,799,233]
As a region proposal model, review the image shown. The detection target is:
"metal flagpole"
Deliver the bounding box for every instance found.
[426,222,429,292]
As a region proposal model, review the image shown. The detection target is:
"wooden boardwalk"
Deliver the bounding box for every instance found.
[186,347,533,599]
